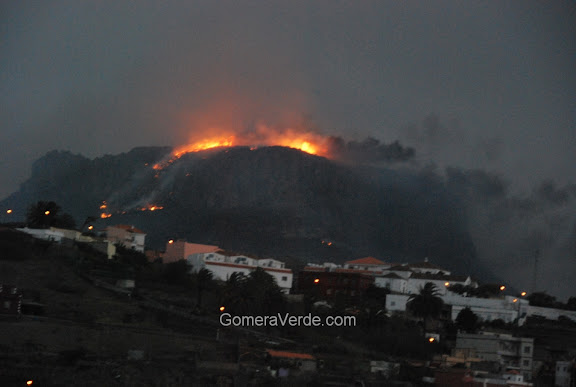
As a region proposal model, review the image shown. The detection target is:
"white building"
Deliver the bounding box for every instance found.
[104,225,146,253]
[187,250,293,293]
[386,293,528,324]
[406,260,451,275]
[405,273,474,295]
[456,332,534,382]
[375,273,407,294]
[16,227,65,243]
[344,257,389,273]
[555,361,574,387]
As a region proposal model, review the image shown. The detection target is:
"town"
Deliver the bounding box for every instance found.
[1,208,575,387]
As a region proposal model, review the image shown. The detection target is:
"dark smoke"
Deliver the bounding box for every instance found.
[326,136,415,163]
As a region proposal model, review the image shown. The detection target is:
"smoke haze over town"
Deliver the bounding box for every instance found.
[1,2,575,299]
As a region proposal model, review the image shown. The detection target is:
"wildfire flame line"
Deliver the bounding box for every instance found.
[153,130,329,170]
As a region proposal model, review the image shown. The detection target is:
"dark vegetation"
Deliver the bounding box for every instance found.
[0,146,477,276]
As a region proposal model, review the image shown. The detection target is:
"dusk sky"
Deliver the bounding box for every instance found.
[2,2,576,298]
[2,1,574,199]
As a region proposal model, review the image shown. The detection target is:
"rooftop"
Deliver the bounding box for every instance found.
[267,349,315,360]
[107,224,146,234]
[345,256,386,266]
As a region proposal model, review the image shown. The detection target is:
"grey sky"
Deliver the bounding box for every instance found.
[2,1,575,299]
[2,1,575,200]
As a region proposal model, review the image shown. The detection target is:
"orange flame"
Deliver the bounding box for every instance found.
[139,204,164,212]
[100,213,112,219]
[154,127,330,170]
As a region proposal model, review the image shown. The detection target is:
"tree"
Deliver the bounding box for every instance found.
[565,297,576,311]
[26,201,76,229]
[455,307,479,333]
[220,268,286,315]
[528,292,557,308]
[407,282,444,332]
[195,268,214,307]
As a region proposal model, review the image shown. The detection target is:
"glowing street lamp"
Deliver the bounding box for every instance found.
[428,337,436,343]
[6,209,12,214]
[87,225,94,231]
[168,239,174,244]
[500,285,506,291]
[44,210,50,215]
[313,278,320,284]
[520,291,527,297]
[444,282,450,287]
[513,298,518,303]
[219,306,225,312]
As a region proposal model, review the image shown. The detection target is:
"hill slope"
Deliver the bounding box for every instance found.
[1,146,475,272]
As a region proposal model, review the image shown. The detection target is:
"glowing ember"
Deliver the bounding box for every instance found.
[139,205,164,212]
[174,137,235,157]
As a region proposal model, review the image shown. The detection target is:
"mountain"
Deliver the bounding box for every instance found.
[1,146,476,274]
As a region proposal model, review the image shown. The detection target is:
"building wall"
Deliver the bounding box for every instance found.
[456,332,534,381]
[106,226,146,252]
[405,278,452,295]
[527,305,576,323]
[555,361,573,387]
[163,241,219,264]
[49,227,82,241]
[385,294,410,312]
[298,271,374,301]
[188,252,293,293]
[374,276,407,293]
[17,227,64,243]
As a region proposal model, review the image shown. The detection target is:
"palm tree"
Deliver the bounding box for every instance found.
[407,282,444,332]
[196,268,214,307]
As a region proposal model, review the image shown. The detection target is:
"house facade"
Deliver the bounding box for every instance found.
[298,269,374,301]
[187,250,293,293]
[0,284,22,317]
[163,240,219,264]
[456,332,534,382]
[105,225,146,252]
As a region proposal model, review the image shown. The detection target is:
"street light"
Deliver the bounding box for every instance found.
[219,306,225,312]
[44,210,50,215]
[500,285,506,291]
[444,282,450,287]
[314,278,320,284]
[6,209,12,214]
[520,291,527,297]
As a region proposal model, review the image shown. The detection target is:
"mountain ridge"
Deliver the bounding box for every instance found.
[1,145,476,276]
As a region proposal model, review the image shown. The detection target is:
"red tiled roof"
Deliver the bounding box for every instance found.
[345,256,386,265]
[267,350,315,360]
[108,224,146,234]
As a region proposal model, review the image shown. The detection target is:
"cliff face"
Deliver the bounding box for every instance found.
[1,146,475,270]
